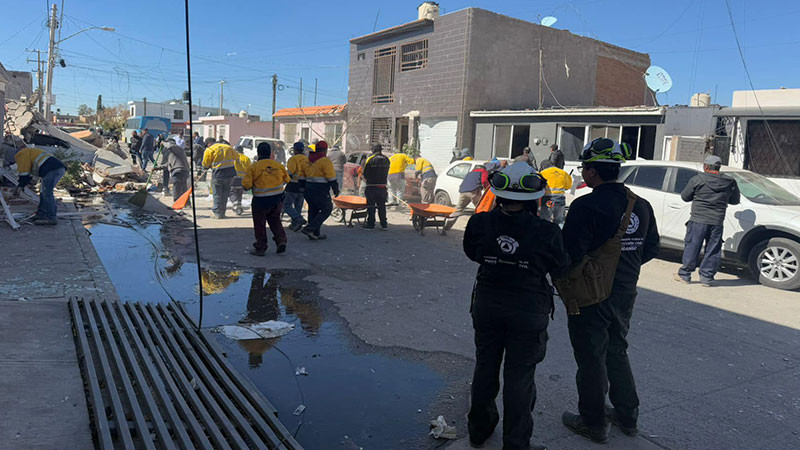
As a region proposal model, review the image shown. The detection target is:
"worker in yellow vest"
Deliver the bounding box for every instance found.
[243,142,290,255]
[539,159,573,226]
[388,152,415,206]
[300,140,339,240]
[229,145,253,215]
[13,144,66,226]
[202,142,239,218]
[414,156,437,203]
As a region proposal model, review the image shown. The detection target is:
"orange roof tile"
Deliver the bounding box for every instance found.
[273,104,346,118]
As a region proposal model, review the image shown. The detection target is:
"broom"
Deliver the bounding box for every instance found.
[171,169,207,210]
[128,146,164,208]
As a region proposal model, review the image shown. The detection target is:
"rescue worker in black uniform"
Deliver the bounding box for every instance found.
[560,138,660,443]
[464,162,571,450]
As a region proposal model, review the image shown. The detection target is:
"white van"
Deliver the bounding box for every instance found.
[235,136,287,164]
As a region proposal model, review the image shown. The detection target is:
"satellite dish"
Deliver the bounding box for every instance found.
[645,65,673,93]
[541,16,558,27]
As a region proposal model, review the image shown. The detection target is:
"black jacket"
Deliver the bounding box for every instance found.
[130,135,142,153]
[562,183,660,294]
[464,208,571,315]
[362,153,390,186]
[681,171,740,226]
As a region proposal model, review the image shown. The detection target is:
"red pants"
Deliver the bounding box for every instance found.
[252,197,287,251]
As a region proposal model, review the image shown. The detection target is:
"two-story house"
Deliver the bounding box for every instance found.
[346,2,654,171]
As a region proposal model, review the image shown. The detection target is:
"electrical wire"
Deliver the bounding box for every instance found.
[723,0,791,171]
[183,0,205,330]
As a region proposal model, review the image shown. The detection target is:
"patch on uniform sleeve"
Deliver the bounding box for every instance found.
[496,236,519,255]
[623,212,640,235]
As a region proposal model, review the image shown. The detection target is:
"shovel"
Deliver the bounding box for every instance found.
[128,146,163,208]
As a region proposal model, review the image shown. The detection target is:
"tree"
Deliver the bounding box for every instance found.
[96,104,130,133]
[77,104,94,116]
[96,95,103,113]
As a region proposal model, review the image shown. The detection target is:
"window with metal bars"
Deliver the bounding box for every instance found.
[372,47,396,104]
[283,123,296,143]
[370,118,392,147]
[325,123,344,145]
[400,39,428,72]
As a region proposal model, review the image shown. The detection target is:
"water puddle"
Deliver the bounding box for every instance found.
[87,214,446,449]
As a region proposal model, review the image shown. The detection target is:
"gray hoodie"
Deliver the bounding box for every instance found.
[681,171,741,225]
[163,142,190,176]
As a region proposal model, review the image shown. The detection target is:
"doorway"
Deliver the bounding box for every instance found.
[396,117,409,151]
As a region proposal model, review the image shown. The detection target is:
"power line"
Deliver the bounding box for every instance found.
[723,0,788,170]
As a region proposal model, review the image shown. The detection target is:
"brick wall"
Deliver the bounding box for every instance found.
[593,55,651,107]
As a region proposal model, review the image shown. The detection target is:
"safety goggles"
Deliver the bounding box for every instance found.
[490,171,546,192]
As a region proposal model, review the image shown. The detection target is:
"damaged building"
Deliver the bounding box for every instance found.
[346,3,655,172]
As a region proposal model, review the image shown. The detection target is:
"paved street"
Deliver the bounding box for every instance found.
[156,193,800,449]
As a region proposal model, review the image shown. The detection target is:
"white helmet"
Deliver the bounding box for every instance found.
[580,138,631,164]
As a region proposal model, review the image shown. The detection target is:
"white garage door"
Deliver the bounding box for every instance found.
[419,117,458,174]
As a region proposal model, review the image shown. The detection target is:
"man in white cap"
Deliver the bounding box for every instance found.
[675,155,740,286]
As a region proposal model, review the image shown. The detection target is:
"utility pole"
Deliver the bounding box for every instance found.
[26,50,44,113]
[143,97,147,116]
[44,3,59,122]
[314,78,318,106]
[537,38,543,109]
[218,80,224,115]
[271,74,277,138]
[299,77,303,108]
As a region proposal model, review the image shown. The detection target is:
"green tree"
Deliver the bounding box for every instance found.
[77,104,94,116]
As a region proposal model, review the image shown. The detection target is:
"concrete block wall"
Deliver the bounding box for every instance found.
[346,10,471,153]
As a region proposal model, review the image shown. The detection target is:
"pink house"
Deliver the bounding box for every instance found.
[199,112,274,145]
[274,104,347,151]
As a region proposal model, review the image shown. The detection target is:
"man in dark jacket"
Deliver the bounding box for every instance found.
[549,144,565,169]
[560,138,660,444]
[361,144,391,230]
[675,155,740,286]
[139,128,156,170]
[453,165,489,217]
[129,130,142,165]
[464,162,570,450]
[158,138,190,201]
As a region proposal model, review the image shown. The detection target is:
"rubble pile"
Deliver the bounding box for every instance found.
[4,98,146,193]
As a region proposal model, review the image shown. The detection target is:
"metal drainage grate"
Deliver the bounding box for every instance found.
[69,298,302,450]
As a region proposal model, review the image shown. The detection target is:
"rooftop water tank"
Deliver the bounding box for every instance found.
[690,93,711,107]
[418,1,440,20]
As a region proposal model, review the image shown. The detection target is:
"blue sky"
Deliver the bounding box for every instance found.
[1,0,798,117]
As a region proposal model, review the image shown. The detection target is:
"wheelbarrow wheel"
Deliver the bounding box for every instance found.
[412,215,422,231]
[331,207,345,223]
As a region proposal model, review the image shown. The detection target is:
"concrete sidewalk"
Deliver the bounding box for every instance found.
[0,199,117,448]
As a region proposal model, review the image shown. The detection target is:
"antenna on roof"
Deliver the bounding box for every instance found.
[541,16,558,27]
[645,65,673,94]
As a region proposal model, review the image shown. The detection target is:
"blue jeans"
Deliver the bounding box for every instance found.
[283,190,305,224]
[678,221,724,282]
[140,151,155,170]
[38,167,66,220]
[540,195,566,227]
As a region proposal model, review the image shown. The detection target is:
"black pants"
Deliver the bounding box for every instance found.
[567,292,639,428]
[469,299,549,449]
[365,186,387,227]
[304,186,333,235]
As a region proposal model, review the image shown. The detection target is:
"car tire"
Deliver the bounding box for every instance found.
[748,237,800,290]
[434,190,452,207]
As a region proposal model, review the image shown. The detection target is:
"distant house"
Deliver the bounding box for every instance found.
[346,2,655,172]
[127,99,227,122]
[274,104,347,151]
[199,111,273,145]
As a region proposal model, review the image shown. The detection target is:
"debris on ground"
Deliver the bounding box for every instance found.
[69,129,104,148]
[215,321,295,340]
[429,415,457,439]
[295,367,308,376]
[293,404,306,416]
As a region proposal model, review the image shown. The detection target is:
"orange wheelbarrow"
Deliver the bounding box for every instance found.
[407,203,457,236]
[332,195,369,227]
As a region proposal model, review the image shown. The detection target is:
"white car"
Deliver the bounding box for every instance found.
[235,136,286,164]
[433,159,493,207]
[568,160,800,290]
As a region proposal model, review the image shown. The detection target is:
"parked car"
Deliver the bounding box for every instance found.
[433,159,490,207]
[235,136,286,164]
[342,151,420,200]
[566,160,800,290]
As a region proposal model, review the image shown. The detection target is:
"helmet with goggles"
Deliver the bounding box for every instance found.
[580,138,630,164]
[490,161,547,201]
